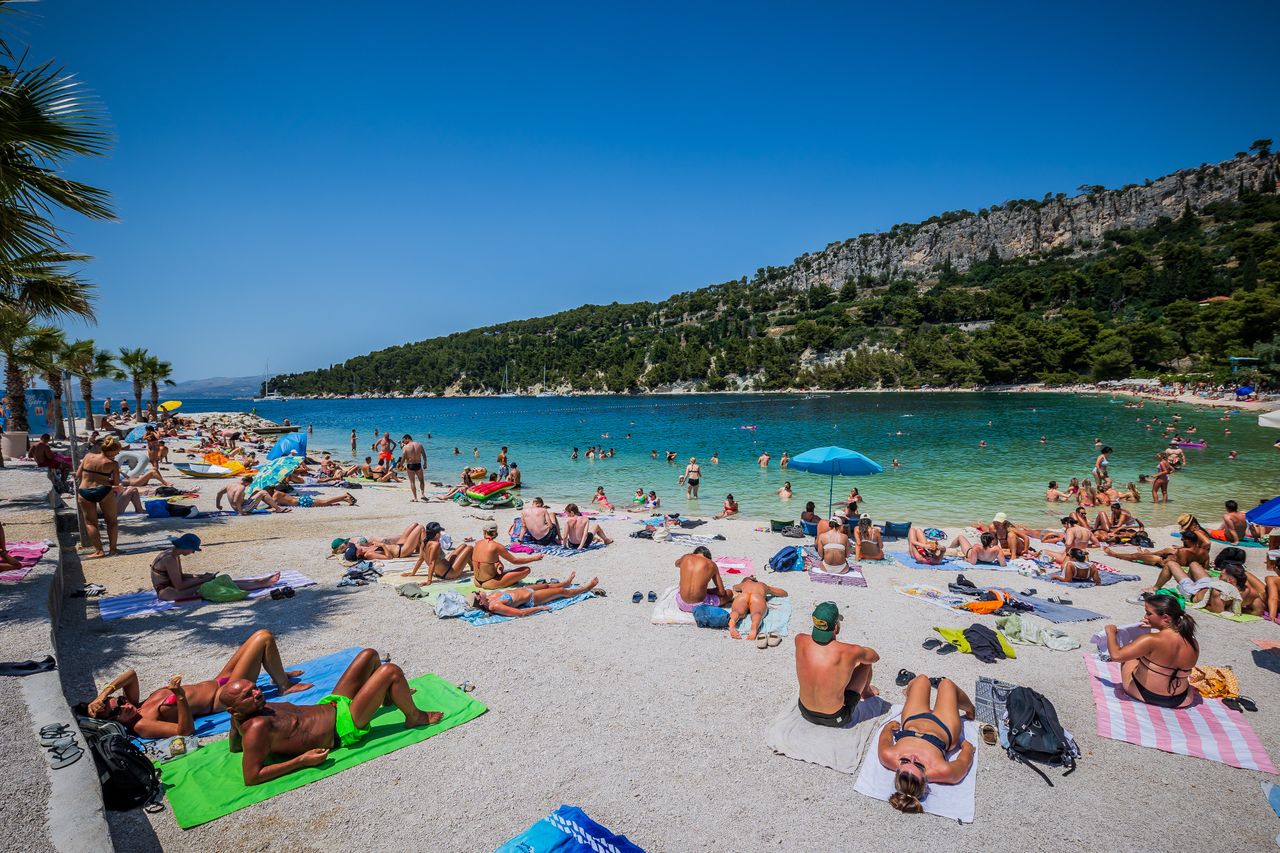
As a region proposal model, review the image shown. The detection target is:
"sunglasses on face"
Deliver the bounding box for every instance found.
[898,757,925,773]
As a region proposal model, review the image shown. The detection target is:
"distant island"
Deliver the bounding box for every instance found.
[274,145,1279,398]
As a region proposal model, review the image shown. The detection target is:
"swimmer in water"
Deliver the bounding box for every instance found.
[891,458,901,468]
[1040,436,1047,444]
[978,440,987,449]
[1228,450,1238,460]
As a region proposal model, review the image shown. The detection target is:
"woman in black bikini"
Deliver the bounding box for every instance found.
[76,435,123,559]
[401,523,474,584]
[877,675,976,813]
[1104,595,1199,709]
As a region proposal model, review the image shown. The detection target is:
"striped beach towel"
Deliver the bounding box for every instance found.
[801,546,869,587]
[715,556,754,575]
[1083,654,1275,772]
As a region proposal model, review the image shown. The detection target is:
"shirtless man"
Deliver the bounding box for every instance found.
[256,486,356,510]
[508,462,522,488]
[471,523,543,589]
[795,601,879,728]
[1210,500,1252,543]
[562,503,613,549]
[757,451,770,468]
[1093,502,1142,542]
[371,432,397,471]
[727,575,788,640]
[517,497,561,546]
[497,446,508,467]
[675,546,733,612]
[221,649,441,785]
[217,476,278,515]
[31,433,72,477]
[401,434,426,501]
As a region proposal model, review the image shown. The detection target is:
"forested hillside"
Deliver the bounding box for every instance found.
[276,150,1280,396]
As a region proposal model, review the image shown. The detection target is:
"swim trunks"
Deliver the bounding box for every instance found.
[797,693,859,728]
[298,494,314,508]
[379,451,393,463]
[317,694,371,748]
[676,590,720,613]
[567,532,594,549]
[406,462,422,472]
[521,528,559,546]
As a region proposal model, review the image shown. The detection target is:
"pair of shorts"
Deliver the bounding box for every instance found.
[567,532,594,548]
[798,693,859,728]
[676,591,720,613]
[522,529,559,546]
[317,693,371,748]
[379,451,393,462]
[406,462,422,472]
[298,494,314,508]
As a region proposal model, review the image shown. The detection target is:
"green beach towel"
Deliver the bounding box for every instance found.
[160,674,486,828]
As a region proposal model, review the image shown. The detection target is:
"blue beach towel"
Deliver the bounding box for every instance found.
[133,647,363,746]
[736,596,793,636]
[496,804,645,853]
[531,542,607,558]
[992,589,1105,623]
[1044,569,1140,588]
[888,551,983,572]
[459,591,596,626]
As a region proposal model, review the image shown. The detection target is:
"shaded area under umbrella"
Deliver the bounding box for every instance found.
[786,445,884,515]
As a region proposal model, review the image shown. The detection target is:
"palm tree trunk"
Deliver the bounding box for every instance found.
[133,377,143,417]
[45,370,66,440]
[80,377,94,432]
[150,381,159,417]
[5,355,30,433]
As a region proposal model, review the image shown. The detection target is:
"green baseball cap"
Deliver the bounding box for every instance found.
[330,537,347,551]
[811,601,841,644]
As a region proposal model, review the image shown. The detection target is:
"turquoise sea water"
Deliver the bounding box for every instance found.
[180,393,1278,527]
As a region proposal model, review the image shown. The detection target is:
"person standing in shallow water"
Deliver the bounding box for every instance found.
[684,457,701,499]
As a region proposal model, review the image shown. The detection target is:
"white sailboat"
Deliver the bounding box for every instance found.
[254,363,285,401]
[497,364,517,397]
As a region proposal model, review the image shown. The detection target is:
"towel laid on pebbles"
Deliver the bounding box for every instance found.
[459,592,596,626]
[765,695,893,775]
[801,547,869,587]
[0,540,49,581]
[650,585,793,635]
[97,571,316,621]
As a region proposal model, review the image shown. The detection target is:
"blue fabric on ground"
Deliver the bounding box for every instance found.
[992,589,1105,623]
[887,551,983,572]
[460,592,595,626]
[735,596,793,636]
[496,804,645,853]
[133,647,362,746]
[1044,569,1140,588]
[532,542,606,557]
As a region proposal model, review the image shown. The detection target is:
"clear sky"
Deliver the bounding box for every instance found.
[30,0,1280,380]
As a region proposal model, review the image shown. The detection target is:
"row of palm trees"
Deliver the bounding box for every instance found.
[1,0,121,463]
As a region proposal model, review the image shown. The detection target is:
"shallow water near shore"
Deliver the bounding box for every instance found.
[182,392,1277,527]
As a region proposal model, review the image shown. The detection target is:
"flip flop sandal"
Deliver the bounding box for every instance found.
[1223,698,1244,712]
[590,588,607,597]
[535,579,547,585]
[1048,596,1073,605]
[1019,588,1037,597]
[767,632,781,647]
[1237,696,1258,712]
[980,723,998,746]
[756,636,770,649]
[922,638,943,650]
[457,680,476,693]
[632,592,643,603]
[647,591,657,602]
[39,723,70,737]
[48,745,83,769]
[929,676,943,688]
[41,734,76,749]
[937,643,958,655]
[895,669,916,687]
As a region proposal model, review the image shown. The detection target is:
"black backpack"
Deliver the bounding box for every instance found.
[1004,686,1076,785]
[78,717,163,811]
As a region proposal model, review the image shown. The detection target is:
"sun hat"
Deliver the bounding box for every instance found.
[170,533,202,552]
[1177,513,1193,527]
[993,512,1008,523]
[811,601,841,644]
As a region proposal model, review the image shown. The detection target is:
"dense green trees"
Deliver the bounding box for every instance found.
[277,178,1280,396]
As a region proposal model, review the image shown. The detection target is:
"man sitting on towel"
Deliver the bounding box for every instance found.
[675,546,734,612]
[519,497,562,546]
[220,649,442,785]
[795,601,879,728]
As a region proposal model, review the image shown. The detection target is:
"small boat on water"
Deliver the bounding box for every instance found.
[175,462,236,478]
[1177,441,1207,448]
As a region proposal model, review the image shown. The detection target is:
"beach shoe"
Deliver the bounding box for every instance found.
[47,745,83,769]
[937,643,958,655]
[632,592,643,603]
[895,669,916,687]
[756,635,770,649]
[980,723,998,746]
[767,632,781,647]
[922,638,942,651]
[591,588,607,597]
[1047,596,1072,605]
[1019,588,1037,597]
[39,723,70,739]
[42,733,76,749]
[647,591,657,602]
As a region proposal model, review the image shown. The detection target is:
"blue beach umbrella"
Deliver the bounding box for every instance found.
[787,445,884,515]
[124,424,154,443]
[267,432,307,461]
[1236,385,1255,397]
[248,456,302,493]
[1245,496,1280,528]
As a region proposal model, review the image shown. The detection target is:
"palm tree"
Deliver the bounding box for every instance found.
[63,339,122,430]
[118,346,149,416]
[0,0,113,321]
[141,355,175,417]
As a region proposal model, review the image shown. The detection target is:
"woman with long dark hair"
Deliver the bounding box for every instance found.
[1103,596,1199,708]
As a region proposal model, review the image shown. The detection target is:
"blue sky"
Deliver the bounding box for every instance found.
[33,0,1280,380]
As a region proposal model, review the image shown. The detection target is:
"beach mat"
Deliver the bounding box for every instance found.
[459,591,596,626]
[530,542,606,558]
[992,589,1105,623]
[97,571,316,621]
[887,551,983,572]
[135,647,362,746]
[650,585,793,635]
[1199,607,1262,623]
[764,696,892,775]
[197,509,271,518]
[853,703,979,823]
[496,804,645,853]
[1083,654,1275,772]
[0,541,50,582]
[160,674,487,828]
[894,584,969,613]
[715,556,755,575]
[801,547,868,587]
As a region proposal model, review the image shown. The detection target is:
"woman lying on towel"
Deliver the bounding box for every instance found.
[1103,595,1199,709]
[467,574,599,617]
[877,676,976,813]
[944,532,1006,567]
[76,629,312,738]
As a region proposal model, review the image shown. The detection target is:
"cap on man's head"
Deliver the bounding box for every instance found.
[482,523,498,534]
[330,537,347,551]
[170,533,202,552]
[993,512,1008,523]
[1111,501,1121,508]
[811,601,841,644]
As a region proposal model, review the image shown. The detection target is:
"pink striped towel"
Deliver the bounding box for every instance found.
[1083,653,1275,772]
[714,556,754,575]
[0,541,49,582]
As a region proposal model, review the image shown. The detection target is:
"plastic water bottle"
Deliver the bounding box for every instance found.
[380,652,391,666]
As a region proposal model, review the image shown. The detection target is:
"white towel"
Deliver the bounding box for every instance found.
[852,703,980,824]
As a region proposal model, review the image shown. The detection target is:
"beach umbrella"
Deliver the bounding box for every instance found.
[1245,495,1280,528]
[786,445,884,515]
[1258,409,1280,430]
[267,432,308,461]
[159,400,182,411]
[1236,386,1255,397]
[123,423,154,443]
[248,456,301,492]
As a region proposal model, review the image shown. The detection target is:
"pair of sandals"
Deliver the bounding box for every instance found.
[39,723,83,769]
[894,670,944,687]
[1019,587,1072,605]
[756,632,782,649]
[922,637,957,655]
[1224,696,1259,713]
[631,591,657,603]
[269,585,296,600]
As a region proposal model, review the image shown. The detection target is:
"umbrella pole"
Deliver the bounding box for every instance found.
[828,476,834,516]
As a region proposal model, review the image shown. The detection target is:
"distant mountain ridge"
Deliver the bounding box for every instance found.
[94,375,261,399]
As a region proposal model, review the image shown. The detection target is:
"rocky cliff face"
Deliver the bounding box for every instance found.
[770,153,1277,290]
